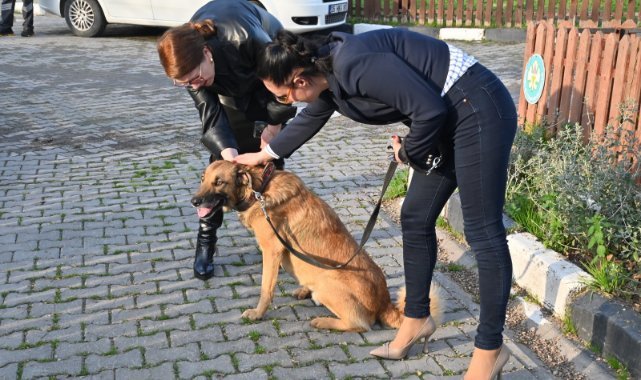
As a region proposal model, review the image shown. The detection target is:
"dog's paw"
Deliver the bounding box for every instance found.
[241,308,263,320]
[292,287,312,300]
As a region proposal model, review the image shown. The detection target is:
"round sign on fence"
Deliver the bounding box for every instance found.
[523,54,546,104]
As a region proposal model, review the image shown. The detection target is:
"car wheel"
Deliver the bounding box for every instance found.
[64,0,106,37]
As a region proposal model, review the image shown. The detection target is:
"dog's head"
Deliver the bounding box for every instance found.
[191,160,254,217]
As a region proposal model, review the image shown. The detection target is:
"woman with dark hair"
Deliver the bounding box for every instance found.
[235,29,517,379]
[157,0,296,281]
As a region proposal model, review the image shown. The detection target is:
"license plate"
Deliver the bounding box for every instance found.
[329,2,348,14]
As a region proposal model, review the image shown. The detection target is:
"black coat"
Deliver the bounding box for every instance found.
[188,0,295,156]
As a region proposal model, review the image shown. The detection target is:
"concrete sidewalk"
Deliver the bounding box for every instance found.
[0,14,617,379]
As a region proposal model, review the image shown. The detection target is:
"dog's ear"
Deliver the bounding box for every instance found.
[236,169,250,187]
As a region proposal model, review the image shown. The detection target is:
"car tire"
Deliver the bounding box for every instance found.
[64,0,106,37]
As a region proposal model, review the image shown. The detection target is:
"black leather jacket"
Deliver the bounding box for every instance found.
[188,0,295,157]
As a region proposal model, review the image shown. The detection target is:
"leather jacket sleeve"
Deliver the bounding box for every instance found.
[188,87,238,157]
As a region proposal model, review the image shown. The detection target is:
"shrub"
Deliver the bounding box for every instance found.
[507,122,641,300]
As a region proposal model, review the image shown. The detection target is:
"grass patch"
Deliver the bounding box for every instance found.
[383,168,410,200]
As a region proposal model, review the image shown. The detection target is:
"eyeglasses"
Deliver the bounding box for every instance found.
[275,85,294,104]
[173,61,205,88]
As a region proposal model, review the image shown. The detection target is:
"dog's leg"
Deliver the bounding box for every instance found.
[310,292,372,332]
[241,241,283,321]
[292,286,312,300]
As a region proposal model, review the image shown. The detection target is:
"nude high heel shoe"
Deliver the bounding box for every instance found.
[369,317,436,360]
[488,345,511,380]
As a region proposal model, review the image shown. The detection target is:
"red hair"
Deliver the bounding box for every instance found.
[157,20,217,78]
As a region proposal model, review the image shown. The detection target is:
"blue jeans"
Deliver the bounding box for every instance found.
[400,63,517,350]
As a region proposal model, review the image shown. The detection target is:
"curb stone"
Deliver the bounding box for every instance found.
[440,193,641,379]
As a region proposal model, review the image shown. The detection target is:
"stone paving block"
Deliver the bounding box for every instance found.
[214,297,256,313]
[291,345,349,365]
[133,269,179,284]
[110,282,157,298]
[186,287,233,303]
[272,363,331,380]
[85,350,143,373]
[84,272,131,287]
[145,343,200,366]
[0,345,52,368]
[191,310,238,329]
[111,305,162,324]
[0,304,28,320]
[58,311,110,328]
[390,355,444,377]
[163,299,212,318]
[61,265,107,277]
[157,278,200,295]
[114,331,168,351]
[84,321,138,341]
[200,339,255,359]
[307,330,366,348]
[447,335,475,356]
[30,299,84,318]
[257,333,305,352]
[328,360,387,379]
[137,290,184,308]
[0,280,31,296]
[170,326,224,347]
[26,325,83,345]
[140,315,192,334]
[114,361,175,380]
[3,289,56,307]
[32,276,83,292]
[0,331,24,349]
[276,321,312,336]
[152,258,192,273]
[85,296,134,313]
[235,349,292,372]
[55,338,112,360]
[291,305,334,322]
[0,316,53,336]
[231,284,261,299]
[222,368,269,380]
[108,262,153,276]
[223,322,279,342]
[0,363,18,379]
[22,355,83,379]
[177,355,235,379]
[432,353,470,375]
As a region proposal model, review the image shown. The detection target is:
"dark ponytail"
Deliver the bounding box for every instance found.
[257,30,332,86]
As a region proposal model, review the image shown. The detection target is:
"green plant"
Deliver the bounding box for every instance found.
[587,214,608,260]
[506,121,640,302]
[383,168,409,200]
[583,257,629,295]
[606,355,630,380]
[562,313,577,336]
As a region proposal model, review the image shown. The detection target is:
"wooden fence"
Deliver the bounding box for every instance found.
[350,0,641,28]
[517,21,641,145]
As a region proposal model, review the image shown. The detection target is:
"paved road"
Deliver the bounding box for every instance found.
[0,14,572,380]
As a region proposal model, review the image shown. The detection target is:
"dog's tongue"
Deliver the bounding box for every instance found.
[197,207,212,218]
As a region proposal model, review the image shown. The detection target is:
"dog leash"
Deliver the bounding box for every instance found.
[253,160,398,270]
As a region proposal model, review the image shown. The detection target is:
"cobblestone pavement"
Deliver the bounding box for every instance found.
[0,14,566,380]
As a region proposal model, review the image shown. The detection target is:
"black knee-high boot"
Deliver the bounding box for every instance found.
[193,208,223,280]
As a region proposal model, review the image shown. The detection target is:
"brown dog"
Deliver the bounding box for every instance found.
[192,160,443,332]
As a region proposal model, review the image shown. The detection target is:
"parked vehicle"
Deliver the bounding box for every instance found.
[39,0,348,37]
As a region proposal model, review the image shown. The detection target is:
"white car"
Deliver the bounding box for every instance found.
[39,0,348,37]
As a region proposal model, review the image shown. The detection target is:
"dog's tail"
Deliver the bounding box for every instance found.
[379,283,445,328]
